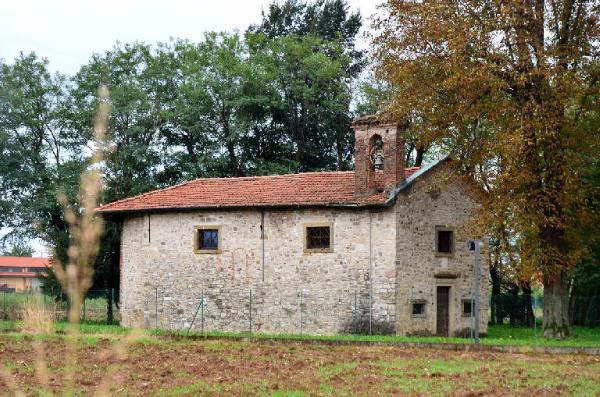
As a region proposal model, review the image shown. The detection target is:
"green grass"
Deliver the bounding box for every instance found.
[0,319,127,334]
[486,324,600,347]
[0,291,115,322]
[164,324,600,348]
[1,319,599,348]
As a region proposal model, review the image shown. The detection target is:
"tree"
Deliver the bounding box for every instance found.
[374,1,600,337]
[69,43,171,296]
[0,53,80,268]
[249,34,354,171]
[571,114,600,327]
[249,0,363,170]
[71,43,168,201]
[189,32,257,177]
[249,0,363,73]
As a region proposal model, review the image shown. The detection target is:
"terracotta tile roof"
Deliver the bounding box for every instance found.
[0,257,50,278]
[96,168,422,214]
[0,257,50,268]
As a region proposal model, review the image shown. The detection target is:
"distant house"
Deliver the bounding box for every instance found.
[0,257,50,292]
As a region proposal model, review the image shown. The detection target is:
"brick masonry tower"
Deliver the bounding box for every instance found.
[351,114,406,196]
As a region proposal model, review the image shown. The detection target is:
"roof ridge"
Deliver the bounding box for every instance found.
[192,170,355,180]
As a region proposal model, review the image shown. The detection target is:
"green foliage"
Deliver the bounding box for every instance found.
[248,0,363,75]
[0,2,364,297]
[373,0,600,337]
[249,0,362,171]
[0,240,34,257]
[0,53,81,267]
[251,33,354,170]
[354,74,391,117]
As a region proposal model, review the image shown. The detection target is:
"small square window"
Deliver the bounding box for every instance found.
[462,299,473,316]
[436,228,454,255]
[199,229,219,250]
[194,226,221,253]
[304,224,333,252]
[411,302,426,317]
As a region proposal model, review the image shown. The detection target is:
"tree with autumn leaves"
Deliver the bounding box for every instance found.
[374,1,599,337]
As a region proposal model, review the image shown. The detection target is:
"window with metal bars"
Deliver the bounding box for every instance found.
[305,226,331,251]
[194,226,221,253]
[199,229,219,250]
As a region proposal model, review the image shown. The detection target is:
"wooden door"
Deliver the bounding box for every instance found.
[436,286,450,336]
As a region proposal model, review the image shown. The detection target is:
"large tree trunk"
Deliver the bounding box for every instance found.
[543,271,570,339]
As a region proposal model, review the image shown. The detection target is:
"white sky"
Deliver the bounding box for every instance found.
[1,0,380,75]
[0,0,380,256]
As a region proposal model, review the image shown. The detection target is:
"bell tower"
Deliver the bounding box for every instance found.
[351,115,406,196]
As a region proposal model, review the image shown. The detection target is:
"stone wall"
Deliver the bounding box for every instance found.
[119,164,488,336]
[120,207,397,335]
[394,164,489,336]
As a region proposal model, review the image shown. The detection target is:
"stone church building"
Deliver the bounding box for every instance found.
[97,115,488,336]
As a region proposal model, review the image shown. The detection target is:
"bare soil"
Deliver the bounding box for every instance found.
[1,335,599,396]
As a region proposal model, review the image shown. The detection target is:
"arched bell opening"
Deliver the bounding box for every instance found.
[366,134,384,191]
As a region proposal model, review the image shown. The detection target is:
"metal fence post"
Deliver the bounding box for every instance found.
[470,298,475,341]
[353,289,357,335]
[201,288,204,335]
[249,289,253,336]
[475,242,481,343]
[188,288,206,334]
[468,240,481,344]
[300,289,304,337]
[155,287,158,332]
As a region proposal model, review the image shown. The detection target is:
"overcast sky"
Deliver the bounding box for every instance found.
[1,0,380,75]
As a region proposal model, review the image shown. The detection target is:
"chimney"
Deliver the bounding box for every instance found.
[351,115,406,196]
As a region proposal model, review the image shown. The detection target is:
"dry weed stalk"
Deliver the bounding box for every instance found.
[21,294,56,335]
[21,295,54,389]
[1,85,135,396]
[50,84,108,395]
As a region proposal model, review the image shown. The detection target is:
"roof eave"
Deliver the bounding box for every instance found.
[95,201,389,216]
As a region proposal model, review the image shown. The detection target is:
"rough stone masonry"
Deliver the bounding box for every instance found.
[99,115,488,336]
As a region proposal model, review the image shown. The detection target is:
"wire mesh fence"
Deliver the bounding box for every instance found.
[132,285,385,337]
[2,288,600,337]
[490,294,600,330]
[140,289,600,337]
[0,288,119,323]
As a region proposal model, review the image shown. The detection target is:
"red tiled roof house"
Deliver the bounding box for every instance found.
[0,257,50,292]
[97,115,488,336]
